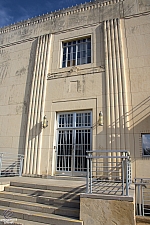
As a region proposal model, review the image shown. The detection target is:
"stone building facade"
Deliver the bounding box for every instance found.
[0,0,150,178]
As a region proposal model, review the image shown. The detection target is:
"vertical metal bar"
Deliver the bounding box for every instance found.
[138,184,142,215]
[63,130,66,171]
[122,159,124,195]
[135,183,138,215]
[90,155,92,194]
[86,157,89,193]
[126,158,129,196]
[68,130,70,171]
[73,127,76,175]
[58,131,61,171]
[141,179,145,216]
[74,130,77,173]
[141,184,144,216]
[82,129,85,171]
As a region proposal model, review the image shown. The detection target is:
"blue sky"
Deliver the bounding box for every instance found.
[0,0,93,28]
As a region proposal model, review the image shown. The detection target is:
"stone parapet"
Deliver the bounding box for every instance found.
[0,0,124,34]
[80,193,135,225]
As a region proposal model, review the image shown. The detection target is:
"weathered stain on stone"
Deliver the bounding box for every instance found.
[15,67,26,76]
[0,64,8,83]
[139,0,150,12]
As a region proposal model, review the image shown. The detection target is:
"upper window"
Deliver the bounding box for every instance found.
[142,134,150,156]
[62,37,91,68]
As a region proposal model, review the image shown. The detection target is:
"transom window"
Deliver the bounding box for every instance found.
[62,37,91,68]
[58,112,91,128]
[142,134,150,156]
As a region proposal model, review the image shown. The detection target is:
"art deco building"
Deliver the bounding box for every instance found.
[0,0,150,178]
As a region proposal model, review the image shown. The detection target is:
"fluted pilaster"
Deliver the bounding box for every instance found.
[23,34,51,175]
[104,19,129,152]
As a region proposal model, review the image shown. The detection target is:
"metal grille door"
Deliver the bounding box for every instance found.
[56,112,92,176]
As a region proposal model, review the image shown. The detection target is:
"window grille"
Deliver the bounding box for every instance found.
[56,111,92,175]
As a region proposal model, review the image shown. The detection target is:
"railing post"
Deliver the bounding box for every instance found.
[138,184,142,215]
[90,153,92,194]
[141,181,144,216]
[135,181,138,215]
[122,158,124,195]
[19,155,24,177]
[126,157,129,196]
[86,156,89,193]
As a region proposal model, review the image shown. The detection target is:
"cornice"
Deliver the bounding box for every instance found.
[0,37,36,49]
[0,0,123,35]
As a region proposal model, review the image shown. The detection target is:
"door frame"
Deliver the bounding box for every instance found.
[55,111,92,176]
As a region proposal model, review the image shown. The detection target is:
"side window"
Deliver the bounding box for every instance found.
[62,37,91,68]
[142,134,150,156]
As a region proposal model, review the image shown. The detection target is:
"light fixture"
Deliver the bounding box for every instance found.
[42,115,48,128]
[98,111,103,126]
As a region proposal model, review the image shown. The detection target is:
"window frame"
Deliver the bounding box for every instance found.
[141,133,150,157]
[61,36,92,68]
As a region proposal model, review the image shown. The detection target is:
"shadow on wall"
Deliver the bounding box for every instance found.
[128,97,150,130]
[96,94,150,178]
[28,122,42,141]
[18,39,38,155]
[128,96,150,177]
[97,95,150,149]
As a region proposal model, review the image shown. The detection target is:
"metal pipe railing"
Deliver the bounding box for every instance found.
[0,153,24,177]
[86,150,131,196]
[135,178,150,216]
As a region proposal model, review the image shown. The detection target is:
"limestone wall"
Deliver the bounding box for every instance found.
[124,13,150,178]
[80,194,135,225]
[0,39,36,156]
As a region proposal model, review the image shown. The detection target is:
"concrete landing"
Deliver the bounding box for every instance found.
[0,176,86,189]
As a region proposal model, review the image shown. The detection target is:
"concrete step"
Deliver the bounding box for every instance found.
[0,197,79,218]
[0,215,46,225]
[0,191,80,208]
[4,186,80,200]
[10,181,85,193]
[0,205,83,225]
[44,176,86,181]
[0,178,84,224]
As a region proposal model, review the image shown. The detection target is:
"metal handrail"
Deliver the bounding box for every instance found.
[86,150,131,196]
[87,150,130,153]
[0,153,24,177]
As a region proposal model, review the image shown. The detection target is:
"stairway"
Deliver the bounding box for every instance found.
[0,179,85,225]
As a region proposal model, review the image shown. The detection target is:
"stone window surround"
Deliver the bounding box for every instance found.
[141,133,150,157]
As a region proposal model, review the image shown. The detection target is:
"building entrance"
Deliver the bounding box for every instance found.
[56,111,92,176]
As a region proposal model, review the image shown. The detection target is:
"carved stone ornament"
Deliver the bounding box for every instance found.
[69,66,80,74]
